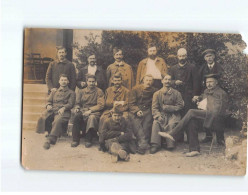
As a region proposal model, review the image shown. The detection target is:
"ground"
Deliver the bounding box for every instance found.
[21,130,246,176]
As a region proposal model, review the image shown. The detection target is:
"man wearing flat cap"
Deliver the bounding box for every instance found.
[198,49,224,143]
[158,73,228,157]
[106,48,134,90]
[101,104,133,162]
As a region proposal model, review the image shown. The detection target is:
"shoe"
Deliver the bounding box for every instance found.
[85,141,92,148]
[201,136,212,143]
[111,155,118,163]
[71,141,79,147]
[150,145,160,154]
[136,148,146,155]
[124,154,130,161]
[186,151,200,157]
[217,139,225,146]
[118,149,128,160]
[43,142,50,150]
[158,132,175,141]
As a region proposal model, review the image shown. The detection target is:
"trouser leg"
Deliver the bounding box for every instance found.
[187,118,202,152]
[72,112,85,142]
[36,111,54,134]
[142,111,153,145]
[50,114,69,138]
[170,109,206,137]
[150,120,162,147]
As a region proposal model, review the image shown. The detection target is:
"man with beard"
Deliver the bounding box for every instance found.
[71,74,105,148]
[101,105,133,163]
[128,74,157,154]
[98,72,130,146]
[36,74,76,150]
[46,46,76,93]
[159,74,228,157]
[106,48,134,90]
[169,48,199,141]
[150,74,184,154]
[76,54,106,91]
[198,49,224,143]
[136,43,168,89]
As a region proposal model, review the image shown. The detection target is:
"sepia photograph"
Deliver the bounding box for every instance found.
[21,28,247,176]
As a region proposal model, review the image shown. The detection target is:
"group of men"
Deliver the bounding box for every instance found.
[35,44,228,162]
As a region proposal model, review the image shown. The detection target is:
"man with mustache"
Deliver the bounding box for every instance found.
[159,74,228,157]
[46,46,76,94]
[128,74,157,154]
[136,43,168,89]
[71,74,105,148]
[36,74,76,150]
[169,48,199,141]
[76,54,106,91]
[106,48,134,90]
[150,74,184,154]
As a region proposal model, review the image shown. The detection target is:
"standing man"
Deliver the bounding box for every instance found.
[106,48,134,90]
[71,74,105,148]
[46,46,76,93]
[98,72,130,142]
[150,74,184,154]
[198,49,224,143]
[36,74,76,150]
[128,74,157,154]
[169,48,199,141]
[101,105,133,162]
[136,43,168,89]
[159,74,228,157]
[76,54,106,91]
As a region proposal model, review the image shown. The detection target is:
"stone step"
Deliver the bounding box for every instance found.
[23,112,41,122]
[23,91,48,100]
[23,104,45,113]
[23,97,48,105]
[22,120,37,131]
[23,84,48,92]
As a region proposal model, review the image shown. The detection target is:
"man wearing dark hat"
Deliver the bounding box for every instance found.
[106,48,134,90]
[158,74,228,157]
[71,74,105,148]
[128,74,157,154]
[46,46,76,93]
[136,43,168,89]
[150,74,184,154]
[101,104,133,162]
[199,49,224,143]
[36,74,76,150]
[76,54,106,91]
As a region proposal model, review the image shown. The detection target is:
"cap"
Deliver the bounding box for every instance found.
[112,104,124,114]
[202,49,216,57]
[204,73,220,80]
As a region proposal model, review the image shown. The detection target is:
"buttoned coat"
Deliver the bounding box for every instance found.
[46,59,76,91]
[106,61,134,90]
[136,57,168,85]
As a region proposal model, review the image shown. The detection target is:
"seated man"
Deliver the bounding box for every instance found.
[150,74,184,154]
[128,74,157,154]
[159,74,228,157]
[101,105,133,162]
[36,74,76,150]
[71,74,105,148]
[98,72,129,135]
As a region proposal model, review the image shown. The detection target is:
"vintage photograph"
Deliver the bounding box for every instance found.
[21,28,247,175]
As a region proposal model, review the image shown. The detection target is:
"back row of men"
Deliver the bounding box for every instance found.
[36,44,227,161]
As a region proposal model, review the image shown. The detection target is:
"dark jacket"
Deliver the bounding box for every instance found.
[129,84,157,114]
[102,117,132,143]
[169,63,200,96]
[76,65,107,91]
[200,86,228,130]
[45,59,76,91]
[198,62,223,93]
[136,57,168,85]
